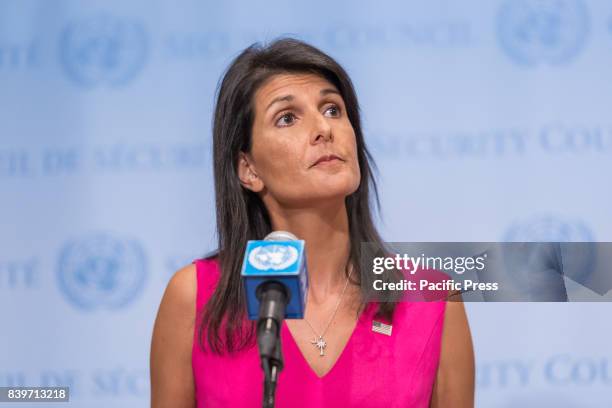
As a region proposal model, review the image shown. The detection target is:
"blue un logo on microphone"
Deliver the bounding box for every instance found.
[497,0,589,66]
[59,13,148,87]
[57,233,148,310]
[248,244,299,271]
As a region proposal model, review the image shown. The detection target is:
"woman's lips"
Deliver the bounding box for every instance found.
[311,154,343,167]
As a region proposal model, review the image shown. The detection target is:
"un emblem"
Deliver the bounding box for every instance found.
[503,215,595,284]
[248,244,299,271]
[59,14,148,87]
[497,0,589,66]
[57,234,147,310]
[504,214,593,242]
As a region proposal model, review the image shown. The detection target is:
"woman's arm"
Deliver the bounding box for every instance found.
[430,293,475,408]
[150,264,197,408]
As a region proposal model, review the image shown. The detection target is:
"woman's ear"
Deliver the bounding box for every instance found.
[237,152,264,192]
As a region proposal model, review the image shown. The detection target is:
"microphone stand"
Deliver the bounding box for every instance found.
[262,335,283,408]
[256,282,288,408]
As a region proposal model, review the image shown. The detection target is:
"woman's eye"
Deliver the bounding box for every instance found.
[276,112,296,127]
[325,105,341,117]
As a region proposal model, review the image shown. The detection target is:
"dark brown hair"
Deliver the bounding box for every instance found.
[199,37,398,354]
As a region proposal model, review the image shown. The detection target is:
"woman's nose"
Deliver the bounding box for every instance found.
[310,114,333,145]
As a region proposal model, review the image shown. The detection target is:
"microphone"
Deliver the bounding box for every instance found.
[242,231,308,320]
[240,230,308,407]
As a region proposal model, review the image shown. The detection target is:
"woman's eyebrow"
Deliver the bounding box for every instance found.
[266,95,294,113]
[320,88,340,98]
[265,88,341,113]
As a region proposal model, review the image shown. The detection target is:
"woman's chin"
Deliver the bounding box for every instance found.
[310,180,360,201]
[312,172,360,192]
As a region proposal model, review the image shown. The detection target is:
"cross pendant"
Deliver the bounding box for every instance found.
[311,336,327,357]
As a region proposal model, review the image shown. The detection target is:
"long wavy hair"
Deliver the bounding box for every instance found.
[199,37,399,354]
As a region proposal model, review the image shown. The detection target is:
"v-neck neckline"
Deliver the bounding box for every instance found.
[281,302,372,380]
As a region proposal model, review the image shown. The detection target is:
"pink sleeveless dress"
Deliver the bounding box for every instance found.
[192,258,447,407]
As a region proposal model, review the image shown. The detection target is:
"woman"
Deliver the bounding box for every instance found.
[150,38,474,407]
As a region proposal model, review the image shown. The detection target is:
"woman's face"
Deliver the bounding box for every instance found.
[239,73,361,208]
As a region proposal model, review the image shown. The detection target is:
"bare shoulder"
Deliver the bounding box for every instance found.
[154,263,198,334]
[430,292,475,408]
[150,263,198,408]
[165,263,198,312]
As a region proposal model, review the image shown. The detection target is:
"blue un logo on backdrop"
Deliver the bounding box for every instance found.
[59,14,148,87]
[503,214,596,285]
[57,233,148,310]
[503,214,593,242]
[497,0,589,66]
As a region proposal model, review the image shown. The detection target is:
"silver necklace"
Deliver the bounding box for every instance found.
[303,267,353,357]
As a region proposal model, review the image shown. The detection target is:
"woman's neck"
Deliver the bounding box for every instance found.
[267,200,352,303]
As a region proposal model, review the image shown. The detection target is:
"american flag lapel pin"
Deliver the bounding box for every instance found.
[372,320,393,336]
